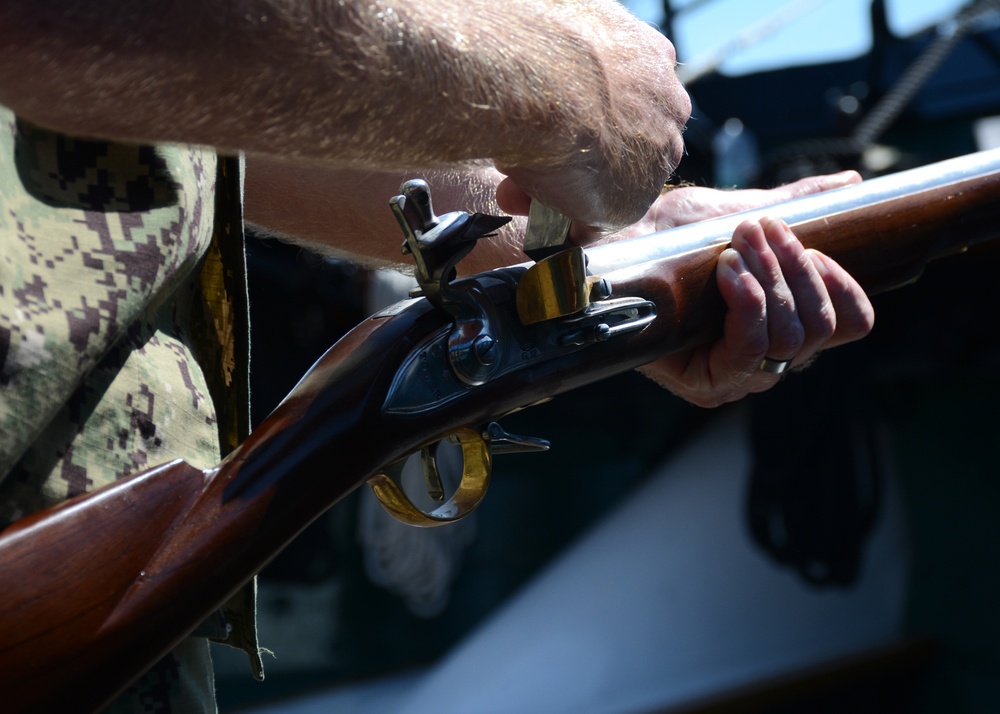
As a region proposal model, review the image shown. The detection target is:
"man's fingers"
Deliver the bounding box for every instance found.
[808,250,876,348]
[730,219,803,367]
[495,176,532,217]
[712,245,781,397]
[760,217,836,361]
[774,170,862,200]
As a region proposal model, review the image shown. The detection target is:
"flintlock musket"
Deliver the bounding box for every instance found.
[3,149,1000,711]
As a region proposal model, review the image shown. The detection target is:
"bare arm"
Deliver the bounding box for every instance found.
[0,0,687,228]
[244,158,526,274]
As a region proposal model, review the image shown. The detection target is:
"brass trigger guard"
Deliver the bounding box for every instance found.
[367,427,491,528]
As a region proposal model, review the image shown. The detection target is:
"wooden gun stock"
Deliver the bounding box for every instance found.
[3,149,1000,711]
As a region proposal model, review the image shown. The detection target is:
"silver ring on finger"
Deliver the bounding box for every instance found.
[759,356,794,374]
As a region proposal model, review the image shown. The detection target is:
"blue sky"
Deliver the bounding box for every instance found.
[626,0,969,76]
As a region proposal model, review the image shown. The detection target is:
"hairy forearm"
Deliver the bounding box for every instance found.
[0,0,605,169]
[245,158,527,273]
[1,0,688,228]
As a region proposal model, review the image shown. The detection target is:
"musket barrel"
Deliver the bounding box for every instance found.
[587,147,1000,278]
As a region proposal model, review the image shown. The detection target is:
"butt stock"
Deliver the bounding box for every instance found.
[4,149,1000,711]
[0,305,456,712]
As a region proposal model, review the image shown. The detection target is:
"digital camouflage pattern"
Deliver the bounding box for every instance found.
[0,108,218,512]
[0,105,257,712]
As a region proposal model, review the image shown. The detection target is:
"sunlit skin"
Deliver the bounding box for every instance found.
[496,171,874,407]
[0,0,872,407]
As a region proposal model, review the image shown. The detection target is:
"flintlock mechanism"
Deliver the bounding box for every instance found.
[369,180,656,526]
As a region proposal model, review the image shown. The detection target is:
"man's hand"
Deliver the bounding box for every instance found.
[494,0,690,230]
[496,171,874,407]
[631,174,875,407]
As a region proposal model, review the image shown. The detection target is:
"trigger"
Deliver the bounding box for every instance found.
[420,446,445,503]
[484,422,550,455]
[367,422,550,528]
[367,427,491,528]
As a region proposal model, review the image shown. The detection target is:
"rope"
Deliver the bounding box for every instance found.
[766,0,1000,171]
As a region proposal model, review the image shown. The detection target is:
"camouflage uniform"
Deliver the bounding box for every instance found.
[0,105,260,711]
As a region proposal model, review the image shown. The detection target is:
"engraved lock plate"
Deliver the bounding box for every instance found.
[382,277,656,414]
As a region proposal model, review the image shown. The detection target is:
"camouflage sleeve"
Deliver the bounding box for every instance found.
[0,107,217,481]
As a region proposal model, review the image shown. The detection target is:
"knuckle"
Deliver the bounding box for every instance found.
[772,318,805,356]
[744,325,771,358]
[860,305,876,334]
[813,305,838,341]
[845,302,876,338]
